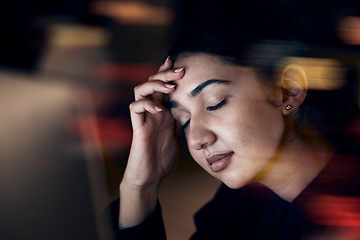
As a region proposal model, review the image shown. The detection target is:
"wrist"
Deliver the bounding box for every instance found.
[120,178,159,195]
[120,171,161,191]
[119,180,159,228]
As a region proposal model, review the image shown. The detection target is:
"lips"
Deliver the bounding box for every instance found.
[206,152,234,172]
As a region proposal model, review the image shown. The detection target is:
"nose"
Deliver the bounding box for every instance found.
[187,116,216,150]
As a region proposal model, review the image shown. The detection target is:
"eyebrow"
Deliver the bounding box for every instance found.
[169,79,230,109]
[190,79,230,97]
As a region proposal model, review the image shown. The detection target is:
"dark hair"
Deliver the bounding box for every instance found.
[168,5,305,83]
[168,8,360,146]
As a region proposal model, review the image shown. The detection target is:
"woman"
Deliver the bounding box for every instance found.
[111,10,360,240]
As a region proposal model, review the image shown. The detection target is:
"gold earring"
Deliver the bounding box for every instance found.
[285,105,292,110]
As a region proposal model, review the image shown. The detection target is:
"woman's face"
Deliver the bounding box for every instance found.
[169,54,286,189]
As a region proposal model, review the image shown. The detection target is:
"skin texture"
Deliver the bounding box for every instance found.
[119,58,183,228]
[119,53,332,228]
[170,54,286,189]
[169,54,332,201]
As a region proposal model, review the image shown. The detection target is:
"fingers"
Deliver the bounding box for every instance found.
[134,80,176,101]
[158,56,172,73]
[129,56,184,129]
[129,99,162,129]
[134,57,184,103]
[148,67,185,82]
[130,99,162,114]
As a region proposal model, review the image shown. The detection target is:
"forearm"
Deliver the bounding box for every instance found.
[119,179,159,229]
[117,56,180,232]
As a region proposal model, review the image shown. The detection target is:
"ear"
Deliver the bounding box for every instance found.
[278,63,307,116]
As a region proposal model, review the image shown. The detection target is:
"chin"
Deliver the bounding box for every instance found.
[220,172,251,189]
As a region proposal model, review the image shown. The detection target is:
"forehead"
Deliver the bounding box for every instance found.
[170,54,252,100]
[172,54,231,87]
[173,53,228,75]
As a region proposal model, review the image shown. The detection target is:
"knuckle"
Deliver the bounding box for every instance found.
[129,101,141,110]
[129,102,135,110]
[166,71,175,80]
[133,85,141,93]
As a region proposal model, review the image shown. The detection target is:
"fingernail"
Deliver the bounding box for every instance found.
[164,56,170,64]
[174,67,184,73]
[155,106,163,112]
[165,84,176,88]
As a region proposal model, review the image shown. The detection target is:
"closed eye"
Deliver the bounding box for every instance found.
[207,99,227,111]
[179,99,228,130]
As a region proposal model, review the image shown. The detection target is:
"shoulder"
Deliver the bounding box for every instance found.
[192,183,289,239]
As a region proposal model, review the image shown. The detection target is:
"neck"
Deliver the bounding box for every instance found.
[255,127,334,202]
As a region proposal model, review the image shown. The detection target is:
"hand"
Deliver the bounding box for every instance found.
[119,58,184,228]
[123,57,185,190]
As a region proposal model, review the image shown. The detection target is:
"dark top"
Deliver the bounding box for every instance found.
[107,142,360,239]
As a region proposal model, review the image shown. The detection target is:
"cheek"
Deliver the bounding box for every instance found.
[187,148,202,165]
[187,147,213,172]
[221,104,256,141]
[227,100,284,152]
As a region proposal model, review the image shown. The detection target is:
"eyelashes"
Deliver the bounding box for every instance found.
[180,98,228,130]
[206,99,227,111]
